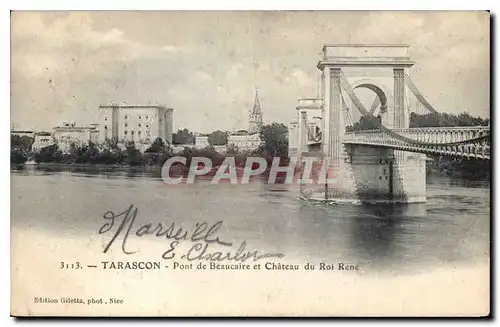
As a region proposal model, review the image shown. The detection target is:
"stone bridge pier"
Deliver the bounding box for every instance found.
[301,44,427,203]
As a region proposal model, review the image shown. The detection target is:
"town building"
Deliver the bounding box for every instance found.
[213,145,227,154]
[194,135,227,153]
[227,131,261,153]
[52,121,99,152]
[227,90,263,153]
[98,105,174,146]
[11,130,35,138]
[32,132,54,151]
[194,135,210,149]
[172,144,196,153]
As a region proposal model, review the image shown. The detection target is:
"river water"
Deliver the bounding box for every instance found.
[11,166,490,276]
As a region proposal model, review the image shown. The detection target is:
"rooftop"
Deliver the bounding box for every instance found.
[11,130,35,134]
[53,125,97,130]
[99,105,173,110]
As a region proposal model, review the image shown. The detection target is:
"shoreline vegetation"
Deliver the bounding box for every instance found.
[11,151,490,182]
[10,123,292,175]
[12,159,490,179]
[426,156,490,180]
[11,113,490,180]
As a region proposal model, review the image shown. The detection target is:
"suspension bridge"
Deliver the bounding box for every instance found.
[291,44,490,203]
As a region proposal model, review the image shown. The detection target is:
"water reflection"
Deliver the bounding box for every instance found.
[10,167,490,274]
[346,204,426,271]
[350,205,401,261]
[16,165,164,180]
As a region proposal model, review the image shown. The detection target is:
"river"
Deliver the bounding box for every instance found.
[11,166,490,274]
[9,166,491,316]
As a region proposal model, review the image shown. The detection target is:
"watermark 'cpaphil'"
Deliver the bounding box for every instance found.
[161,156,339,185]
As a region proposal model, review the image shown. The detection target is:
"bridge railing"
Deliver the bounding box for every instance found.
[343,127,490,159]
[345,126,489,144]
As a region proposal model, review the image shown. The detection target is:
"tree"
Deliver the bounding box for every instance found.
[226,143,240,155]
[172,128,195,145]
[124,141,143,166]
[97,139,125,164]
[409,112,489,128]
[11,135,34,151]
[34,144,63,163]
[11,135,34,165]
[258,123,288,158]
[347,111,489,131]
[145,137,172,165]
[85,141,100,164]
[346,115,381,132]
[208,130,228,146]
[11,148,27,165]
[146,137,166,153]
[68,141,90,163]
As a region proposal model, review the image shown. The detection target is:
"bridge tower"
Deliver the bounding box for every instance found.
[314,44,427,203]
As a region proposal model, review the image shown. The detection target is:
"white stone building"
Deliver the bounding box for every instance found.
[98,105,174,146]
[195,135,210,149]
[32,132,54,151]
[11,130,35,138]
[227,132,261,153]
[52,122,99,152]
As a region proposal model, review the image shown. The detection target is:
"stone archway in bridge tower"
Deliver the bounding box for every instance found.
[317,44,414,163]
[309,44,426,204]
[349,79,393,129]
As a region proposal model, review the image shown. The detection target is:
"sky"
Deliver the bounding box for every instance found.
[10,11,490,133]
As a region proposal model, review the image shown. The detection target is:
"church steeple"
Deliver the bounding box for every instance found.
[249,89,263,133]
[251,89,262,115]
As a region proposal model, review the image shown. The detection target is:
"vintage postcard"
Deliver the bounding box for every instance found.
[10,11,491,317]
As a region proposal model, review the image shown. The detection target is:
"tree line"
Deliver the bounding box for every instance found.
[344,111,490,179]
[346,111,489,132]
[428,156,490,180]
[171,128,227,146]
[11,123,290,166]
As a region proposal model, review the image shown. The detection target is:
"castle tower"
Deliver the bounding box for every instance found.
[248,90,263,133]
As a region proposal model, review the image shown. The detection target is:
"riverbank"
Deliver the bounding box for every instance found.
[23,162,160,170]
[14,158,295,171]
[13,159,490,182]
[426,156,490,180]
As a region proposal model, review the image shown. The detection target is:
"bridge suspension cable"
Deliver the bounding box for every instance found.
[404,72,480,128]
[369,96,381,115]
[337,70,488,146]
[403,73,439,114]
[414,101,426,115]
[341,92,354,128]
